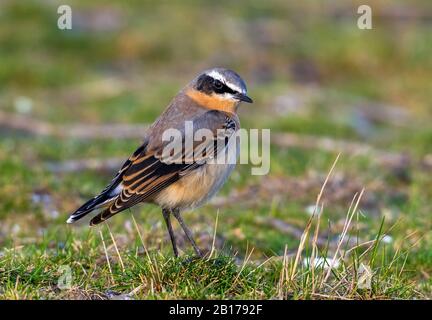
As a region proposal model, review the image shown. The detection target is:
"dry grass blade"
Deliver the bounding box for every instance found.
[207,210,219,260]
[131,215,159,280]
[322,188,365,285]
[290,153,341,281]
[106,223,125,272]
[99,230,114,284]
[232,245,255,288]
[277,245,289,299]
[311,293,353,300]
[311,203,324,294]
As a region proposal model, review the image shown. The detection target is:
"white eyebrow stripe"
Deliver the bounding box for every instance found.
[206,70,244,94]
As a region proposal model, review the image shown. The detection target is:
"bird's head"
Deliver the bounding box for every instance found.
[186,68,253,114]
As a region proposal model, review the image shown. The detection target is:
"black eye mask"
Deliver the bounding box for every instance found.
[196,75,237,95]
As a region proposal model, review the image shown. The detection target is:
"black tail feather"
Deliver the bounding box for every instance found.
[67,193,112,223]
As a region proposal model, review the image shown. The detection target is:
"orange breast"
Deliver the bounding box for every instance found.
[186,88,237,114]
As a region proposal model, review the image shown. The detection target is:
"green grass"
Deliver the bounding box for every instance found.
[0,207,424,299]
[0,0,431,299]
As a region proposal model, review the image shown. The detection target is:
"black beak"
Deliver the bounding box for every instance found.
[235,93,253,103]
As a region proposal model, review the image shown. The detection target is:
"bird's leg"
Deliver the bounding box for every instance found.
[172,209,203,258]
[162,208,178,257]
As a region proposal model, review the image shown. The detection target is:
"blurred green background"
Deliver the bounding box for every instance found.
[0,0,431,298]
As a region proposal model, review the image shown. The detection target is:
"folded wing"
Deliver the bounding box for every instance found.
[68,110,238,225]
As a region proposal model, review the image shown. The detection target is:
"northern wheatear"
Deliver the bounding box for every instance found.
[67,68,253,257]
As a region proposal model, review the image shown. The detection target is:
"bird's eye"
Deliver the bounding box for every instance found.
[214,80,223,89]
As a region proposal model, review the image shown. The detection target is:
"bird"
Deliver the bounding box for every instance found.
[67,68,253,257]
